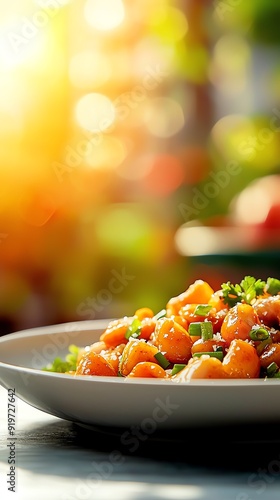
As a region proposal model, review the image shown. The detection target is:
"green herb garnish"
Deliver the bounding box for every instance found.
[125,317,142,340]
[265,277,280,295]
[153,309,167,321]
[266,362,280,378]
[200,321,213,340]
[221,276,266,307]
[171,364,186,375]
[249,326,269,341]
[193,305,212,317]
[188,321,213,340]
[188,322,203,336]
[193,351,224,361]
[154,352,171,369]
[256,337,272,355]
[42,344,80,373]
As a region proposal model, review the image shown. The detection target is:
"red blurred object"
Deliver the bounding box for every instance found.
[176,175,280,256]
[258,203,280,229]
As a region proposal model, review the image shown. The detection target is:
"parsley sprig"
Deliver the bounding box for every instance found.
[266,277,280,295]
[221,276,266,307]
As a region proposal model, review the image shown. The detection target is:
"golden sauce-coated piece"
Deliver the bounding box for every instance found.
[76,351,116,377]
[172,355,228,381]
[222,339,261,378]
[100,317,131,348]
[260,343,280,369]
[221,303,260,345]
[179,303,228,334]
[134,307,154,320]
[253,295,280,328]
[100,316,156,347]
[127,362,166,378]
[152,317,193,364]
[191,337,227,356]
[119,339,160,376]
[166,280,214,317]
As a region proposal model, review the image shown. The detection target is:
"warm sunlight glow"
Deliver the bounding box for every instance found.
[1,0,279,338]
[85,136,127,170]
[69,51,111,89]
[75,93,115,132]
[84,0,125,31]
[0,27,46,69]
[0,75,26,133]
[34,0,70,5]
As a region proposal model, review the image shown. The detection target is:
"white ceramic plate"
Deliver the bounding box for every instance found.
[1,320,280,429]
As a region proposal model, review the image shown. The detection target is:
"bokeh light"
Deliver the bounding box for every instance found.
[209,35,251,94]
[148,5,188,44]
[144,97,185,138]
[142,155,185,196]
[84,0,125,31]
[211,113,280,172]
[230,175,280,226]
[132,37,173,80]
[95,205,157,260]
[85,136,127,170]
[210,114,255,161]
[116,154,154,181]
[75,93,115,132]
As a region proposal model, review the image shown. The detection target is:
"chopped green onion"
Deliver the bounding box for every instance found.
[193,305,212,317]
[154,352,170,369]
[215,346,224,352]
[188,322,203,336]
[256,337,272,355]
[125,317,142,340]
[266,277,280,296]
[266,362,280,378]
[266,362,280,377]
[171,364,186,376]
[193,351,224,361]
[188,321,213,338]
[153,309,167,321]
[201,321,213,340]
[249,327,269,341]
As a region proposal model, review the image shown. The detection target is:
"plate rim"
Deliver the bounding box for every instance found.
[1,321,280,428]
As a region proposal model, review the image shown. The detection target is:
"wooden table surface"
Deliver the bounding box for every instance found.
[1,385,280,500]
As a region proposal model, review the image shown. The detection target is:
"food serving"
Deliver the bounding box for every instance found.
[43,276,280,381]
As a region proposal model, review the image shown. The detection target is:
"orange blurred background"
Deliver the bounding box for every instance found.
[0,0,280,334]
